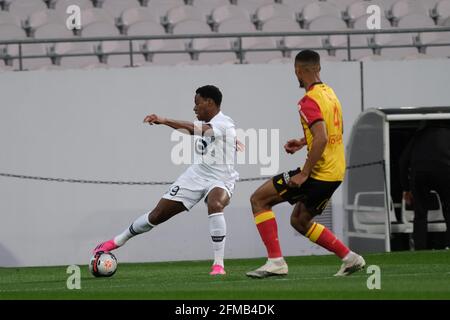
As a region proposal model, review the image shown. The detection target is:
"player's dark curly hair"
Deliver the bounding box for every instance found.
[295,50,320,65]
[196,85,222,107]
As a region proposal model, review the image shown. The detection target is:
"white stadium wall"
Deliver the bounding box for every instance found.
[0,60,449,267]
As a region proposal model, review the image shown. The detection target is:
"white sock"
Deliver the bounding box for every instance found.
[209,212,226,267]
[114,212,154,246]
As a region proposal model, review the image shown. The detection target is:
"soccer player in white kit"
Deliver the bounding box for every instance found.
[93,85,239,275]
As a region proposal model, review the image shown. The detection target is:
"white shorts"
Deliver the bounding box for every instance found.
[162,170,235,211]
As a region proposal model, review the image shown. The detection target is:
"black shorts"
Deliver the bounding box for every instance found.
[272,168,341,216]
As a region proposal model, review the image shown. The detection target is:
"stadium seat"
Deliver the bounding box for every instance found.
[138,35,188,64]
[191,37,236,65]
[162,5,206,33]
[24,10,66,37]
[278,0,315,12]
[127,20,166,36]
[106,52,145,67]
[398,14,436,49]
[308,16,348,58]
[33,23,76,63]
[344,0,388,28]
[81,22,123,58]
[5,0,47,21]
[172,20,211,34]
[190,0,230,14]
[0,11,21,28]
[401,191,447,233]
[328,0,360,11]
[208,5,250,31]
[218,17,256,33]
[0,24,27,64]
[145,0,185,19]
[261,17,300,32]
[0,58,13,72]
[123,20,165,62]
[54,0,93,14]
[19,43,52,70]
[297,1,342,29]
[350,15,392,60]
[117,7,159,34]
[281,34,325,57]
[431,0,450,25]
[99,0,141,19]
[80,8,116,27]
[386,0,429,26]
[252,3,295,30]
[234,0,275,13]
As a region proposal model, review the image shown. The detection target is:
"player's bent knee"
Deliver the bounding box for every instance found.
[148,208,164,225]
[250,192,263,210]
[207,200,225,214]
[290,216,308,235]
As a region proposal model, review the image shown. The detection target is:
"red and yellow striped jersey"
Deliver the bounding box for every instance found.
[298,82,345,182]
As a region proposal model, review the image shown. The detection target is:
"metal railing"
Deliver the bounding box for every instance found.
[1,27,450,71]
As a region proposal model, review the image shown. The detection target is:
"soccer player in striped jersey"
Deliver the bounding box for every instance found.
[246,50,365,278]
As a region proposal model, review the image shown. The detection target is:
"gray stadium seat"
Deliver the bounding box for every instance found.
[234,0,275,13]
[0,24,27,64]
[431,0,450,25]
[208,5,250,31]
[80,8,116,27]
[218,17,256,33]
[24,10,67,37]
[0,11,21,28]
[328,0,360,11]
[117,7,159,35]
[81,22,123,57]
[191,37,236,65]
[344,0,389,28]
[144,0,185,21]
[20,43,52,70]
[297,1,342,29]
[398,14,436,48]
[191,0,230,14]
[100,0,141,18]
[127,20,166,36]
[6,0,47,21]
[252,3,295,30]
[54,0,93,14]
[172,20,211,34]
[278,0,315,12]
[386,0,429,26]
[34,23,78,62]
[261,17,300,32]
[139,36,188,64]
[309,16,348,59]
[162,4,206,33]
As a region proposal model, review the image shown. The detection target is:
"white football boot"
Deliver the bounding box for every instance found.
[334,251,366,276]
[246,258,288,279]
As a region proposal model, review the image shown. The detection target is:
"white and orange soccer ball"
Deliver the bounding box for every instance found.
[89,251,118,277]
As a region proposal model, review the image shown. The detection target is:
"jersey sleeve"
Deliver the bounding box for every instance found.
[298,96,323,127]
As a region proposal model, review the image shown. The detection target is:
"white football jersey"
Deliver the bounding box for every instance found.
[189,111,239,183]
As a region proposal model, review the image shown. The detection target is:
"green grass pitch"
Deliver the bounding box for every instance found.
[0,250,449,300]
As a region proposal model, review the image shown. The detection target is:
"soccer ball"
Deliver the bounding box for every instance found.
[89,251,118,277]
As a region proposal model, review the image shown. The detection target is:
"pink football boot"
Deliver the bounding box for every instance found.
[92,239,119,254]
[209,264,226,275]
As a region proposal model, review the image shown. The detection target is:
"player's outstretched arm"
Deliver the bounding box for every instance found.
[284,137,307,154]
[143,114,212,136]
